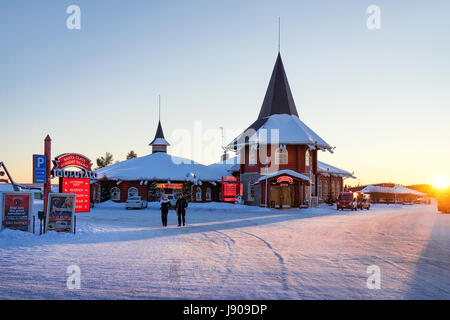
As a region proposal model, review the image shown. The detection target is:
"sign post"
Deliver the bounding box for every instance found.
[43,135,51,233]
[52,153,96,213]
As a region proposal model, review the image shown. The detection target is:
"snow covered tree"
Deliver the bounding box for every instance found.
[148,182,165,201]
[126,150,137,160]
[96,152,114,169]
[97,177,112,202]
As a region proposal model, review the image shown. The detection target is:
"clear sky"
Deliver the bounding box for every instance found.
[1,0,449,186]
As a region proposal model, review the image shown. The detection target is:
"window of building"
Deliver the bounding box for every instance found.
[275,144,288,165]
[248,179,256,201]
[305,149,310,168]
[128,187,138,199]
[110,187,120,201]
[196,187,202,201]
[248,143,258,166]
[205,187,211,201]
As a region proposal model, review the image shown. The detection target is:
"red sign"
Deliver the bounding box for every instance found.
[2,193,31,231]
[277,176,293,184]
[61,178,90,212]
[53,153,92,171]
[223,176,238,202]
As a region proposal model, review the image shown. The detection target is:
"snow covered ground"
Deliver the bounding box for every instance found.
[0,201,448,299]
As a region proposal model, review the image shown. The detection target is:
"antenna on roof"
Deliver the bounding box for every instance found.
[158,95,161,121]
[278,17,281,53]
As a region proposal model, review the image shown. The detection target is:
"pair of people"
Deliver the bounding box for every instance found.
[160,193,188,227]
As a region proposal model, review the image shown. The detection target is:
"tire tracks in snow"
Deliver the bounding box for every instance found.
[237,230,291,297]
[198,229,236,290]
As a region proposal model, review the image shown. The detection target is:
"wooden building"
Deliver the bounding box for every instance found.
[95,119,227,203]
[226,53,355,207]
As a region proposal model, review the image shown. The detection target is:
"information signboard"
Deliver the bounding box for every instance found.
[61,178,90,212]
[45,193,76,233]
[1,192,32,232]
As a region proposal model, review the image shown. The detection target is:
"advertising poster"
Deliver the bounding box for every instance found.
[1,192,32,232]
[46,193,76,233]
[61,178,90,212]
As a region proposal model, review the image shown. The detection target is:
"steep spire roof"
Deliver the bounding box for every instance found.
[257,53,299,119]
[226,53,332,152]
[149,120,170,146]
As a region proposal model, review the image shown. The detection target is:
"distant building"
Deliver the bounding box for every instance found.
[348,183,427,204]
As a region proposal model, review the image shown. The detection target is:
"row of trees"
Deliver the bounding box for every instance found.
[95,151,138,169]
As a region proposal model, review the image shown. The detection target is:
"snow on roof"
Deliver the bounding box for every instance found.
[149,137,170,146]
[207,155,241,177]
[0,184,19,192]
[256,169,310,184]
[317,161,356,178]
[228,114,332,151]
[361,184,426,196]
[95,152,224,182]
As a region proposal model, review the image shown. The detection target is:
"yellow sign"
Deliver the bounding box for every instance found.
[156,183,183,189]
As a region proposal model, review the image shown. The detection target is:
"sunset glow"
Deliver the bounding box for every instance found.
[432,176,450,190]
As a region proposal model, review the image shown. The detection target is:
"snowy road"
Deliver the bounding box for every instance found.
[0,202,448,299]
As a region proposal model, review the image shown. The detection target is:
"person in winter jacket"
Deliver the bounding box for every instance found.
[160,195,171,227]
[175,193,188,227]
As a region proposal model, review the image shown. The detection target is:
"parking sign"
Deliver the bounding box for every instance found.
[33,154,47,183]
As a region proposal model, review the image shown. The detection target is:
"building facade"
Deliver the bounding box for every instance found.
[225,53,355,207]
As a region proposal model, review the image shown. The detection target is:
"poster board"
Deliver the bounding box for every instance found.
[45,193,76,233]
[1,192,33,232]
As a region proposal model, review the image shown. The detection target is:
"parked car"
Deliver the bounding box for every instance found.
[357,193,371,210]
[337,192,358,211]
[161,194,177,208]
[125,196,148,209]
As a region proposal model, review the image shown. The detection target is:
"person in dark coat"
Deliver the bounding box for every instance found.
[160,194,171,227]
[175,193,188,227]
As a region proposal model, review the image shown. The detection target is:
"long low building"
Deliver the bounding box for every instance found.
[348,183,427,203]
[94,121,231,203]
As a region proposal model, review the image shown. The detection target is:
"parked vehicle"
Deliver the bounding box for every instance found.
[337,192,358,211]
[357,193,371,210]
[125,196,148,209]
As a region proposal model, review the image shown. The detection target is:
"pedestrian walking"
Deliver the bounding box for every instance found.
[160,194,171,227]
[175,193,188,227]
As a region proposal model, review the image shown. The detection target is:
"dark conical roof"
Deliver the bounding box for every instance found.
[257,53,299,119]
[226,53,332,151]
[149,120,170,146]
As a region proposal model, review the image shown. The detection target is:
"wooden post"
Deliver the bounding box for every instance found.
[43,135,51,233]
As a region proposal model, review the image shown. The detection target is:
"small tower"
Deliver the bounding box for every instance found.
[149,120,170,153]
[149,96,170,153]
